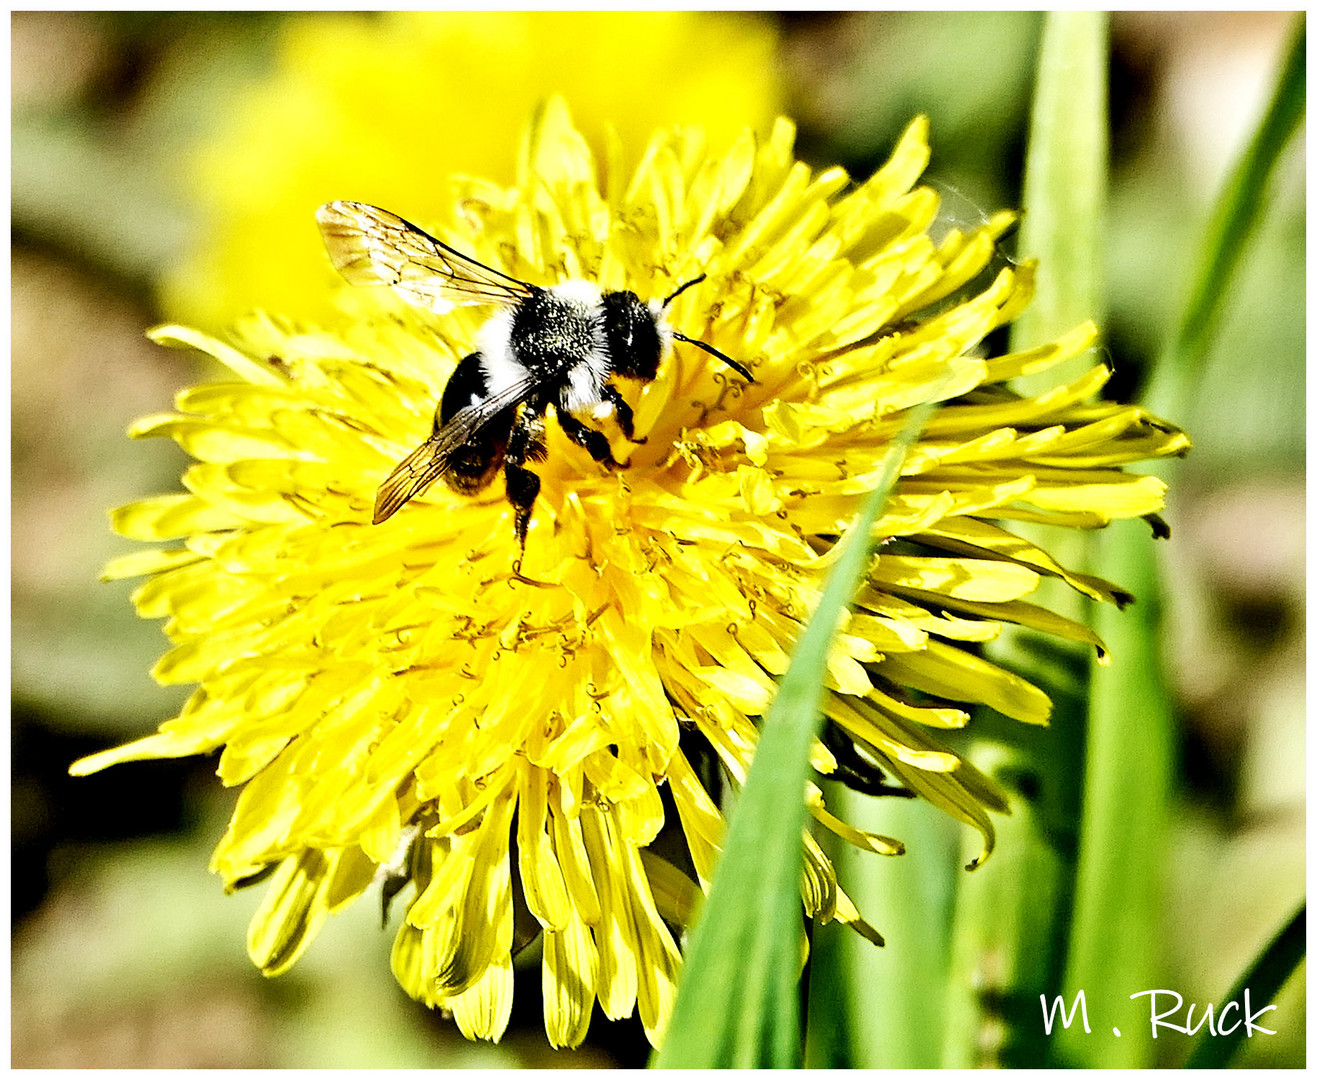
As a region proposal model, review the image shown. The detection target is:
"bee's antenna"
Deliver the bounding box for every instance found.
[663,273,754,382]
[672,331,754,383]
[662,274,707,309]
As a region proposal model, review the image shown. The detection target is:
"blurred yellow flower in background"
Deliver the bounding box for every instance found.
[161,11,781,331]
[74,97,1188,1048]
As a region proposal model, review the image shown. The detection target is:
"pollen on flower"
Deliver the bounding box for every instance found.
[74,99,1187,1050]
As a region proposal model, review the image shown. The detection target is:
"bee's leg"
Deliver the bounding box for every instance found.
[505,464,540,549]
[601,384,646,444]
[557,411,623,470]
[506,409,547,547]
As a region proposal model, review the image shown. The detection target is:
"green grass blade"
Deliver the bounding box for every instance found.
[653,404,932,1069]
[1064,19,1306,1067]
[1183,903,1306,1069]
[1146,14,1305,420]
[1055,339,1168,1054]
[1059,525,1174,1068]
[1011,10,1108,369]
[941,13,1107,1067]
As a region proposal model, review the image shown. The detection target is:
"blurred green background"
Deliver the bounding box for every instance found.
[11,11,1304,1068]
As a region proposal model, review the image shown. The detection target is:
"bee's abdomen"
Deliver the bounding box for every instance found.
[439,352,513,494]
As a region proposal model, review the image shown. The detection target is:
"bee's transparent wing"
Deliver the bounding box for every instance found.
[372,373,543,523]
[317,200,535,313]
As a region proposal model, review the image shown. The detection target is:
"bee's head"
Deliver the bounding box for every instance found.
[602,290,666,382]
[604,277,754,385]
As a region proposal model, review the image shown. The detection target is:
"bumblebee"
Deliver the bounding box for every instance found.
[317,200,752,545]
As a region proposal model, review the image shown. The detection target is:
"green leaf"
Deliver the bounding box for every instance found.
[653,404,932,1069]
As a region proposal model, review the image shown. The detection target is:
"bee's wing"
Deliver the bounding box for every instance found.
[372,373,544,524]
[317,200,535,314]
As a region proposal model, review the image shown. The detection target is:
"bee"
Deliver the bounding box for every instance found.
[316,200,753,546]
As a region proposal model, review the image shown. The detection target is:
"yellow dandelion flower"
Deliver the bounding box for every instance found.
[162,10,781,331]
[75,101,1188,1048]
